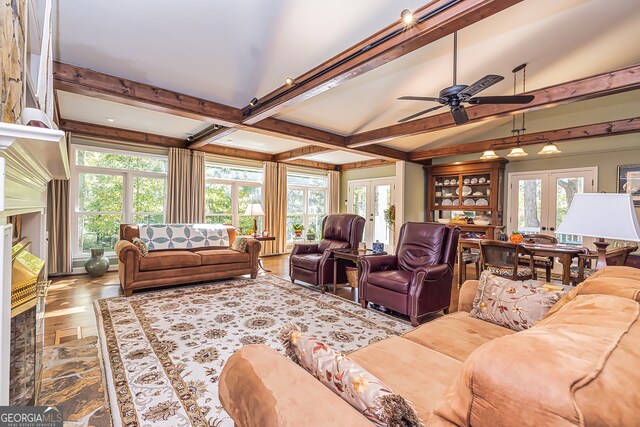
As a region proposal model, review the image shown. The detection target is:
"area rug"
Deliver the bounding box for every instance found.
[95,274,412,426]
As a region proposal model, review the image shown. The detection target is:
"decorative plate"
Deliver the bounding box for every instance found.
[444,180,450,185]
[463,199,476,206]
[478,177,486,183]
[476,198,489,206]
[456,185,472,197]
[463,178,470,184]
[450,179,457,185]
[472,191,484,196]
[470,178,478,184]
[442,199,453,206]
[452,199,460,206]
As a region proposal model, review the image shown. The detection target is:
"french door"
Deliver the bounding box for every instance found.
[508,167,597,247]
[347,178,395,250]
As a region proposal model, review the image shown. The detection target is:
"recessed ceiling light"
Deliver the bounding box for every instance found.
[106,117,115,122]
[400,9,415,25]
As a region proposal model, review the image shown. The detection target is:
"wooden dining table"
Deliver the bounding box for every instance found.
[457,238,588,286]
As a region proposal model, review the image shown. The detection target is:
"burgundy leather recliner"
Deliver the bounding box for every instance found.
[359,222,460,326]
[290,214,365,292]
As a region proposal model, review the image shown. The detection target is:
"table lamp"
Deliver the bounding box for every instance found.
[244,203,265,238]
[555,193,640,270]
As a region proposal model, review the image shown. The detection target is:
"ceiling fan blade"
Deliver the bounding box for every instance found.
[398,96,445,103]
[467,95,535,105]
[458,75,504,99]
[398,105,445,123]
[450,106,469,125]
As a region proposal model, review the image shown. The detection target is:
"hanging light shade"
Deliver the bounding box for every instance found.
[538,142,561,155]
[480,149,499,160]
[507,146,528,157]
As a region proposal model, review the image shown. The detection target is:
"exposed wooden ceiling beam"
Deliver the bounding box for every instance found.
[197,144,274,162]
[287,159,338,171]
[188,127,237,149]
[339,159,396,171]
[53,61,242,126]
[59,119,188,148]
[348,63,640,147]
[241,0,524,124]
[409,117,640,161]
[274,146,332,162]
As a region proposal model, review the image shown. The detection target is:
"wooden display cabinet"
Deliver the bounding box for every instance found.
[424,159,508,239]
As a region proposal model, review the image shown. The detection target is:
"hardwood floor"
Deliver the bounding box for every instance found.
[45,255,468,347]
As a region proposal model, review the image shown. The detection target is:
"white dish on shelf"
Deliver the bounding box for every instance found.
[478,177,486,184]
[473,219,491,226]
[472,191,484,196]
[452,199,459,206]
[470,178,478,184]
[456,185,472,197]
[441,199,453,206]
[476,198,489,206]
[450,179,457,185]
[463,199,476,206]
[463,178,470,184]
[437,218,450,224]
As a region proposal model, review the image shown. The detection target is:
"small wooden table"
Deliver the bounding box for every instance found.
[245,235,275,272]
[332,249,386,295]
[457,238,586,286]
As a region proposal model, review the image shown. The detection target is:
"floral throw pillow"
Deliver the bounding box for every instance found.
[279,323,423,427]
[131,237,149,257]
[470,271,568,331]
[230,237,248,253]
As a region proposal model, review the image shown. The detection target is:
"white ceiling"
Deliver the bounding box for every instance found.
[302,151,375,165]
[210,129,308,154]
[53,0,640,161]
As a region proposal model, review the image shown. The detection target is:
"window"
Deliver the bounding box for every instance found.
[205,163,263,233]
[287,173,327,241]
[71,146,167,256]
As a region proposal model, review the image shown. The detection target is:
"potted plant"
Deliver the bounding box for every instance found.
[306,229,316,241]
[293,224,304,238]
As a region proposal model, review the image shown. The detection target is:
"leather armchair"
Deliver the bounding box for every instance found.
[290,214,365,291]
[360,222,460,326]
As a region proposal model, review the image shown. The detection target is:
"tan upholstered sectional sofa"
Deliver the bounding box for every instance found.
[114,224,261,296]
[219,266,640,426]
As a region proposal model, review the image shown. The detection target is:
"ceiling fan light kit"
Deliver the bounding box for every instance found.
[398,32,535,125]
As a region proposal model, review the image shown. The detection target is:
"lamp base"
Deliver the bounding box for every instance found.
[594,238,609,271]
[253,217,258,238]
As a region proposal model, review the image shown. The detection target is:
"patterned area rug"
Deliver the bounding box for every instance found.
[95,274,412,426]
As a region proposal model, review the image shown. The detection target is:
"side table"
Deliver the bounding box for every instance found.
[243,235,276,272]
[332,249,387,295]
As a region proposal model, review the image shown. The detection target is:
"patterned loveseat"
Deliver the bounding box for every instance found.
[115,224,261,296]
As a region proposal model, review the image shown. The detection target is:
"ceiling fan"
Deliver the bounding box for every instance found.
[397,32,535,125]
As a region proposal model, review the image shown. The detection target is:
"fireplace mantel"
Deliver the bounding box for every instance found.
[0,121,69,405]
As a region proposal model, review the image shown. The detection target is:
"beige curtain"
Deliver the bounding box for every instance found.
[263,161,288,255]
[327,170,341,214]
[167,148,205,223]
[191,150,205,223]
[47,179,71,274]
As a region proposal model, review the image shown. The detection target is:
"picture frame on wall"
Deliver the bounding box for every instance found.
[618,165,640,206]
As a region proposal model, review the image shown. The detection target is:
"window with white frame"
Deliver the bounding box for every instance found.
[71,146,167,256]
[205,163,263,233]
[286,173,327,241]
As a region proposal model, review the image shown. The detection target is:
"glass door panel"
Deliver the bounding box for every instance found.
[348,179,395,249]
[551,173,594,246]
[515,177,544,235]
[373,183,392,246]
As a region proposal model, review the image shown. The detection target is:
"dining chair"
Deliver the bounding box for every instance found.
[460,249,481,282]
[519,233,558,281]
[479,240,535,281]
[570,244,638,285]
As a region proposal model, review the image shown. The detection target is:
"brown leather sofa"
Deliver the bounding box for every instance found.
[219,266,640,426]
[289,214,365,291]
[360,222,460,326]
[114,224,261,296]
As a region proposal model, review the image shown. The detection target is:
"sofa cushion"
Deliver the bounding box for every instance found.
[431,294,640,426]
[290,253,323,271]
[138,250,202,271]
[545,265,640,319]
[349,336,462,423]
[230,236,248,252]
[402,312,514,362]
[199,249,250,265]
[367,270,413,293]
[470,271,568,331]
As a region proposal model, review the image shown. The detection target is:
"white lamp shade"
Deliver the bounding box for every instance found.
[244,203,265,216]
[555,193,640,241]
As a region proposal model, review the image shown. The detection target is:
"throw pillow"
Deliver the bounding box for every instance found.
[230,236,248,252]
[131,237,149,257]
[470,271,568,331]
[279,323,423,427]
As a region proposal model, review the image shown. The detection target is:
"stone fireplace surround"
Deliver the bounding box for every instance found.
[0,121,68,405]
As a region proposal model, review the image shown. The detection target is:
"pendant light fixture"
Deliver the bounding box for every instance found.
[480,148,499,160]
[507,64,529,158]
[538,140,562,155]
